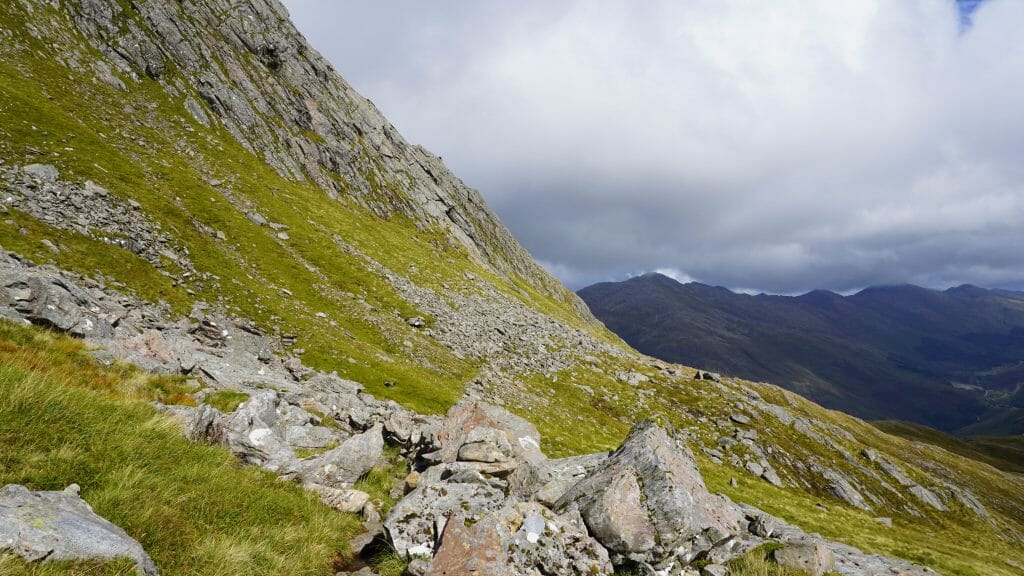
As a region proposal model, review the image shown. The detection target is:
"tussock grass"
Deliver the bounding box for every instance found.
[0,320,359,575]
[369,550,408,576]
[204,389,250,413]
[0,554,137,575]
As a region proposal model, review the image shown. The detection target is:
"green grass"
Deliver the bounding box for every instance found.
[204,390,250,413]
[368,551,408,576]
[0,320,360,575]
[0,555,138,576]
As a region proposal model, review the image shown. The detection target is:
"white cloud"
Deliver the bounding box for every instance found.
[653,268,695,284]
[283,0,1024,292]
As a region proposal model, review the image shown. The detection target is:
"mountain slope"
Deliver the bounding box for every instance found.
[872,421,1024,475]
[0,1,1022,574]
[579,273,1024,432]
[0,0,614,416]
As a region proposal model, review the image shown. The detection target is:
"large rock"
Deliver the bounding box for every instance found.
[436,402,544,469]
[384,466,507,559]
[424,502,614,576]
[181,404,223,444]
[22,163,60,182]
[506,502,613,575]
[556,422,743,565]
[772,541,835,576]
[513,451,609,505]
[813,465,871,511]
[0,273,121,338]
[304,485,370,514]
[426,513,514,576]
[0,484,158,575]
[221,391,299,473]
[301,424,383,488]
[908,485,948,512]
[576,468,655,554]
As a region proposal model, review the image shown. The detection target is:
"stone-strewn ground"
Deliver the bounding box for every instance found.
[0,248,943,575]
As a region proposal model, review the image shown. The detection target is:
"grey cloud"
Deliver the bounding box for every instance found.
[282,0,1024,293]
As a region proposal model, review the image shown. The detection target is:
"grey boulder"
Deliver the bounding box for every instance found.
[556,422,743,564]
[0,484,157,575]
[221,391,299,473]
[772,541,835,576]
[424,502,613,576]
[301,423,383,488]
[384,466,507,559]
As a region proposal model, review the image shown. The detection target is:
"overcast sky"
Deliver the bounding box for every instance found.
[282,0,1024,294]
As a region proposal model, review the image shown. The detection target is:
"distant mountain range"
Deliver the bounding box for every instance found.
[579,273,1024,435]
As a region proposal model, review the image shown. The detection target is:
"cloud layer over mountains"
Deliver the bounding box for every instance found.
[284,0,1024,293]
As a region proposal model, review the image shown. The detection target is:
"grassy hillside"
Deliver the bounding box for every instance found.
[957,407,1024,436]
[0,320,361,575]
[874,420,1024,475]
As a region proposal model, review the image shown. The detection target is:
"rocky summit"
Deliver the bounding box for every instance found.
[0,0,1022,575]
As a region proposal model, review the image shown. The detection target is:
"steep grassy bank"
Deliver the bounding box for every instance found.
[0,320,360,575]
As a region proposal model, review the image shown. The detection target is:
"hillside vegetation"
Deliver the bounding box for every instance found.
[874,420,1024,475]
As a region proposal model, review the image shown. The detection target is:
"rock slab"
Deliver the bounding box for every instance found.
[0,484,158,575]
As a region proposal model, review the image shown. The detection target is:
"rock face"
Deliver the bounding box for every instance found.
[0,484,158,575]
[0,268,123,338]
[436,402,544,468]
[426,513,514,576]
